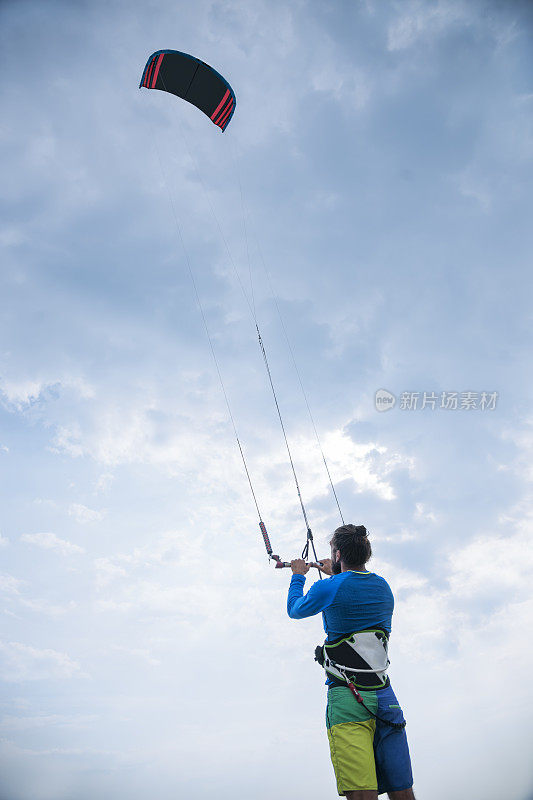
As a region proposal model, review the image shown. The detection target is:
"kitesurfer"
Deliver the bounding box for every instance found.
[287,524,415,800]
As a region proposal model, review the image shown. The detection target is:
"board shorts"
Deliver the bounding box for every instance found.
[326,684,413,796]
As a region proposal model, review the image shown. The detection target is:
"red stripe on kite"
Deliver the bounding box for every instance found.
[150,54,164,88]
[148,56,161,89]
[211,88,230,121]
[217,99,234,128]
[217,104,233,130]
[144,57,155,88]
[215,98,233,126]
[213,95,232,124]
[213,97,233,125]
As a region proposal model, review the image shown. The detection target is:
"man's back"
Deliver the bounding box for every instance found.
[287,569,394,640]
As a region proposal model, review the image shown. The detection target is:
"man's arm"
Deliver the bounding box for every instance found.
[287,572,338,619]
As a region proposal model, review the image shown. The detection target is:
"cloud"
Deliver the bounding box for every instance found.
[310,51,371,111]
[0,713,98,732]
[387,1,473,52]
[414,502,437,522]
[447,505,533,600]
[0,377,94,412]
[95,472,115,493]
[110,646,161,667]
[0,379,46,409]
[453,166,493,210]
[94,558,128,589]
[0,574,23,595]
[0,641,84,682]
[20,533,85,555]
[19,598,78,617]
[68,504,105,524]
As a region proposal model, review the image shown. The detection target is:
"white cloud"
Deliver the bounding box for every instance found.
[319,428,414,501]
[447,510,533,600]
[20,533,85,555]
[387,1,472,52]
[311,61,370,111]
[53,408,190,465]
[377,560,429,596]
[454,167,492,211]
[0,379,44,408]
[0,713,98,731]
[68,504,105,524]
[93,529,204,590]
[0,376,95,411]
[94,558,128,589]
[95,472,115,493]
[20,598,78,617]
[0,641,84,682]
[0,574,23,595]
[0,226,26,247]
[414,502,437,522]
[111,646,161,667]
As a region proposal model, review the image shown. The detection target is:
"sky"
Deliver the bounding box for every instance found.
[1,0,532,798]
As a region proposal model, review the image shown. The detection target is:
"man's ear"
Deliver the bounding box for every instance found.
[334,549,341,563]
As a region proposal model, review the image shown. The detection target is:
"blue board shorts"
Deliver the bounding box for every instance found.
[326,684,413,795]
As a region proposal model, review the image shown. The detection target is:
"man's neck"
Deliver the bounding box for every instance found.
[340,563,368,573]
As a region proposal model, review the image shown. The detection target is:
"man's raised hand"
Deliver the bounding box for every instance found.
[315,558,333,576]
[290,558,310,575]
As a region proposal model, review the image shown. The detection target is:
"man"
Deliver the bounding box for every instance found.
[287,523,415,800]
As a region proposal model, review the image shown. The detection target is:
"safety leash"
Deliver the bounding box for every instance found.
[345,680,406,731]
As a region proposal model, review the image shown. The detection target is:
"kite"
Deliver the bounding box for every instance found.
[140,49,236,132]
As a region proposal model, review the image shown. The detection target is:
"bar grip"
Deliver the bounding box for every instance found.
[259,521,273,555]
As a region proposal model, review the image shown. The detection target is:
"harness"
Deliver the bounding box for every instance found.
[315,628,406,730]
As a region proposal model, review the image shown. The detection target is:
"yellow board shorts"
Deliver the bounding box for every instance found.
[326,685,412,796]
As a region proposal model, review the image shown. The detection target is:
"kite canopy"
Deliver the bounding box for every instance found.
[139,49,236,132]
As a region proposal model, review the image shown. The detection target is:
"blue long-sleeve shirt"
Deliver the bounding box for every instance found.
[287,570,394,640]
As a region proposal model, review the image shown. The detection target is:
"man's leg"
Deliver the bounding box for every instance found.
[373,686,414,799]
[344,786,415,799]
[388,789,415,799]
[326,688,379,797]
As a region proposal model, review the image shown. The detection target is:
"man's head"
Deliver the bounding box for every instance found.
[329,524,372,574]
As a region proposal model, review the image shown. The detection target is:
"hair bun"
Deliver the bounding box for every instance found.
[331,524,372,566]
